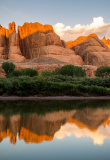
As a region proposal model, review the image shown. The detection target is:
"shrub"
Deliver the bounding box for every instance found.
[52,68,61,75]
[21,68,38,77]
[95,66,110,78]
[46,75,74,83]
[0,78,5,95]
[81,77,110,88]
[42,71,52,76]
[2,62,15,78]
[59,65,74,76]
[59,65,86,77]
[0,76,109,96]
[12,70,21,77]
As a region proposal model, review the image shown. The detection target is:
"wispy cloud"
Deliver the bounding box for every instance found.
[53,17,110,41]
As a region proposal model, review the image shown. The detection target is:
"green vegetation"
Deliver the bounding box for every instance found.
[55,65,86,77]
[81,77,110,88]
[95,66,110,78]
[0,100,110,116]
[12,70,21,77]
[20,68,38,77]
[42,70,52,76]
[2,62,15,78]
[0,76,109,96]
[1,63,110,96]
[12,68,38,77]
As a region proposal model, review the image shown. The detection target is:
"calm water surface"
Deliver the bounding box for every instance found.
[0,100,110,160]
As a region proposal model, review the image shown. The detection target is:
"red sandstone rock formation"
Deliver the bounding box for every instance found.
[17,22,83,64]
[0,21,84,64]
[67,33,98,48]
[8,32,25,61]
[0,22,25,61]
[18,22,73,59]
[72,37,110,66]
[67,33,110,50]
[9,22,16,34]
[18,22,55,39]
[102,36,110,48]
[0,25,8,59]
[40,45,84,65]
[3,21,110,67]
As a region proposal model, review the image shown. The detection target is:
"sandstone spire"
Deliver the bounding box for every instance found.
[9,21,16,34]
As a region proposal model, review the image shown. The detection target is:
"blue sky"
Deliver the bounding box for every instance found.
[0,0,110,41]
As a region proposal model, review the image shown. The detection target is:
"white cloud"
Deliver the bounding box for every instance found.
[53,17,110,41]
[55,123,110,146]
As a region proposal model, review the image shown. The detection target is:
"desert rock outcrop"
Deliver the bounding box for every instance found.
[67,33,98,48]
[102,36,110,48]
[40,45,84,65]
[0,22,26,61]
[18,22,76,61]
[0,21,83,64]
[8,32,25,61]
[0,25,8,59]
[72,37,110,66]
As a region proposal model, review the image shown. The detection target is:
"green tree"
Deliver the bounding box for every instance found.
[95,66,110,78]
[59,65,86,77]
[2,62,15,78]
[42,71,52,76]
[12,70,21,77]
[21,68,38,77]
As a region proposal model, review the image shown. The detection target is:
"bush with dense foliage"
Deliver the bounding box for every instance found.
[95,66,110,78]
[1,63,110,97]
[58,65,86,77]
[42,71,52,76]
[0,76,109,96]
[2,62,15,78]
[20,68,38,77]
[12,70,22,77]
[52,68,61,75]
[81,77,110,88]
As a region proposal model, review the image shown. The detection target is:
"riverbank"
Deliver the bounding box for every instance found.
[0,96,110,100]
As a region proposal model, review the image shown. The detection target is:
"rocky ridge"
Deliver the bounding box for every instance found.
[0,22,83,65]
[72,37,110,66]
[67,33,98,48]
[102,36,110,48]
[0,22,110,76]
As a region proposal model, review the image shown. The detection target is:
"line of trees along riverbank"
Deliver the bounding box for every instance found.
[1,62,110,96]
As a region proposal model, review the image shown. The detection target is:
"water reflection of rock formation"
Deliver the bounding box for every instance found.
[0,108,110,145]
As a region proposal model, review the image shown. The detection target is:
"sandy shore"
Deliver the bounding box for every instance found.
[0,96,110,101]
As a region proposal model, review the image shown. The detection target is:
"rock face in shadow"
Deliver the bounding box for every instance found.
[72,37,110,66]
[18,22,64,59]
[0,25,8,59]
[0,22,25,61]
[0,34,7,59]
[8,33,26,61]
